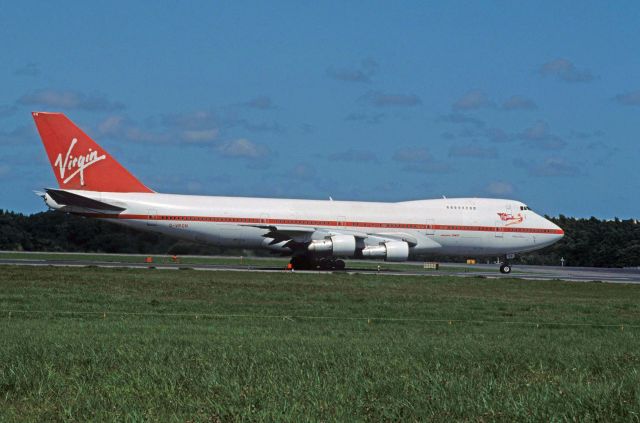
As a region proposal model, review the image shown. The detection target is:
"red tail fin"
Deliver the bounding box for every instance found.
[32,112,153,193]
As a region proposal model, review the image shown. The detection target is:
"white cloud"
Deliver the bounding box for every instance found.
[484,127,513,143]
[162,110,218,130]
[186,181,204,193]
[393,147,431,163]
[97,115,125,135]
[96,115,168,144]
[538,59,594,83]
[327,58,378,83]
[486,181,514,196]
[518,121,566,150]
[182,129,219,143]
[453,90,492,111]
[217,138,269,159]
[18,89,124,111]
[360,91,421,107]
[614,90,640,106]
[345,112,384,124]
[393,147,451,174]
[291,163,316,180]
[515,157,579,177]
[438,113,485,128]
[502,95,537,111]
[242,96,277,110]
[448,144,498,159]
[328,149,378,163]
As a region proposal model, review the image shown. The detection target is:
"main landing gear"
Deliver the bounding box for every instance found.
[289,256,345,271]
[289,255,313,270]
[319,258,345,271]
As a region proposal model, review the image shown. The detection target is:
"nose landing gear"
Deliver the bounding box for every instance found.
[499,253,515,274]
[499,262,512,274]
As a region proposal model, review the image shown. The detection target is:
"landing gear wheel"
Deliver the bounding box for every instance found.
[334,259,345,270]
[318,258,333,270]
[290,256,315,270]
[500,263,512,274]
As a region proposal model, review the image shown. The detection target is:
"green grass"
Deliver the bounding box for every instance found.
[1,265,639,422]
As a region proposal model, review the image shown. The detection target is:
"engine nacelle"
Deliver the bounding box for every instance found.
[361,241,409,262]
[308,234,356,257]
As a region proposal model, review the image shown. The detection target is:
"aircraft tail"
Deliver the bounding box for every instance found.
[32,112,153,193]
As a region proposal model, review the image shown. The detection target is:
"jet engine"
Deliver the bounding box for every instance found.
[307,234,357,257]
[361,241,409,262]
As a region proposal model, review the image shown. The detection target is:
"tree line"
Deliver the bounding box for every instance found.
[0,210,234,256]
[515,215,640,268]
[1,210,638,267]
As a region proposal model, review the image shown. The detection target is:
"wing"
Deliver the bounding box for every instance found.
[243,224,318,245]
[367,231,418,246]
[246,223,419,247]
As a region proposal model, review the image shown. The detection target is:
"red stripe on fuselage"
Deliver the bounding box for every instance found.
[76,212,564,235]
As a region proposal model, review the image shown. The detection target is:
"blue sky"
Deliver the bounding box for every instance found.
[1,1,639,218]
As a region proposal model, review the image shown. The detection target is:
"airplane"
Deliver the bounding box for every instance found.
[32,112,564,273]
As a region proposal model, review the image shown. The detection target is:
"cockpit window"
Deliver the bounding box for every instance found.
[519,205,531,211]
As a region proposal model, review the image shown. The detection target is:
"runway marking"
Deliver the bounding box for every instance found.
[2,260,640,284]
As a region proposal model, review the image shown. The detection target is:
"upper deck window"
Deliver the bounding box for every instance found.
[446,205,476,210]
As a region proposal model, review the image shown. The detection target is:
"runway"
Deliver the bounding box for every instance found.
[1,256,639,284]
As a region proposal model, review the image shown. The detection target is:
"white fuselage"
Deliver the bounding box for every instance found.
[46,190,564,259]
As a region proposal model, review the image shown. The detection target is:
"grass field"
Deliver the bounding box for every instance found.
[1,265,639,421]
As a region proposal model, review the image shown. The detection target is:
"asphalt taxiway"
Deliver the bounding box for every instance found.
[1,257,639,284]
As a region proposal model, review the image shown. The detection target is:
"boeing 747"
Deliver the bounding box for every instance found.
[33,112,564,272]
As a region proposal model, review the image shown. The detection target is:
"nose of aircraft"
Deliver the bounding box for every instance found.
[529,212,564,246]
[544,217,564,242]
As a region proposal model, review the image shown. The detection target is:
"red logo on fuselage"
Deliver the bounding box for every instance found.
[497,212,524,226]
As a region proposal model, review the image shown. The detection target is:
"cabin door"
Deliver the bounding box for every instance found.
[426,219,435,235]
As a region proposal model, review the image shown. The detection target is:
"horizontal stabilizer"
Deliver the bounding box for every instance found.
[45,189,126,212]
